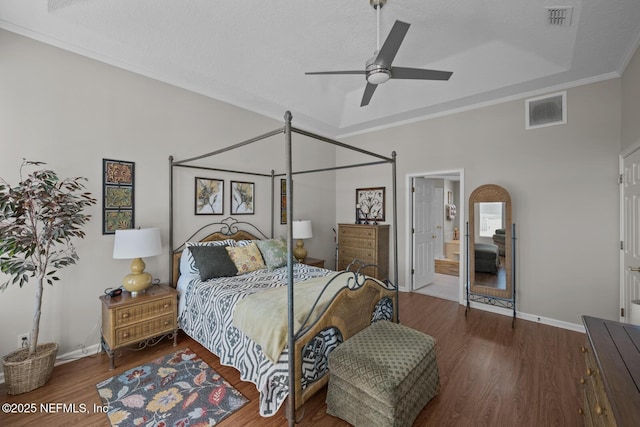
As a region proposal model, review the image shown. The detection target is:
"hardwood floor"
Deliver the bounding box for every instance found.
[0,293,586,427]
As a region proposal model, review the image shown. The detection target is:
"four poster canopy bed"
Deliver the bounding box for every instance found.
[168,112,399,423]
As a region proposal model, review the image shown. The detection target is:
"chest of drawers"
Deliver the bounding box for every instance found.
[580,316,640,426]
[338,223,389,280]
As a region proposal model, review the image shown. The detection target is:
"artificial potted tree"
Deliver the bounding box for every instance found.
[0,160,96,394]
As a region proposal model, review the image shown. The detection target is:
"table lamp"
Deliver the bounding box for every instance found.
[292,220,313,262]
[113,227,162,296]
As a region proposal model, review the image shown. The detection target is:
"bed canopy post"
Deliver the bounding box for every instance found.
[391,151,399,321]
[283,111,296,426]
[270,170,275,238]
[169,155,175,284]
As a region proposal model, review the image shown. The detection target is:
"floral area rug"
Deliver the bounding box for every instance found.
[96,348,248,427]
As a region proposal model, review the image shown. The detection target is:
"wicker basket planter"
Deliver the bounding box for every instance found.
[2,343,58,395]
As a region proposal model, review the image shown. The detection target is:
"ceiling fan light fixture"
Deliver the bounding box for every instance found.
[366,69,391,85]
[305,1,452,107]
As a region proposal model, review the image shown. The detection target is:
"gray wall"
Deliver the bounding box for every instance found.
[622,40,640,152]
[338,78,623,327]
[0,29,336,358]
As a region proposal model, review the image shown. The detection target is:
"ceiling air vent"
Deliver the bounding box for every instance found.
[546,6,573,26]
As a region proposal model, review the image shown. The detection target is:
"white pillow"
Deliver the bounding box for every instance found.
[180,239,236,277]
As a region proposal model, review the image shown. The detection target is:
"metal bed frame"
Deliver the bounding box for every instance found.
[168,111,398,425]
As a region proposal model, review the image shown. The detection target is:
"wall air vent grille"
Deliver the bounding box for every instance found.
[546,7,573,26]
[525,91,567,130]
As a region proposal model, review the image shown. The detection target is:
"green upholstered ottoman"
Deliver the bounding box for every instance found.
[326,320,439,427]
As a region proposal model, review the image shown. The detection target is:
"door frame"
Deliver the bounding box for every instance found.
[406,169,465,304]
[620,142,640,322]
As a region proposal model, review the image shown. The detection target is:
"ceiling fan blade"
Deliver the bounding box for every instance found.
[361,82,378,107]
[305,70,366,75]
[375,20,410,67]
[391,67,453,81]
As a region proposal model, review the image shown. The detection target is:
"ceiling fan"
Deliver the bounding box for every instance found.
[306,0,452,107]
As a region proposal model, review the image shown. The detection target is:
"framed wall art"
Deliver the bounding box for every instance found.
[195,177,224,215]
[102,159,134,234]
[356,187,385,223]
[231,181,254,215]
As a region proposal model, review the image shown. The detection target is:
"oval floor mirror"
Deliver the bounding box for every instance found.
[466,184,516,326]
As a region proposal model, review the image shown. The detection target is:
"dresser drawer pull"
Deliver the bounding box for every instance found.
[163,303,170,309]
[580,345,588,353]
[578,408,583,415]
[579,377,585,385]
[595,404,603,415]
[586,368,593,376]
[163,321,170,327]
[122,313,129,319]
[122,332,129,339]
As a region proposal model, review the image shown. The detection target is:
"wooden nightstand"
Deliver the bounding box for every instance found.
[100,284,178,369]
[303,257,325,268]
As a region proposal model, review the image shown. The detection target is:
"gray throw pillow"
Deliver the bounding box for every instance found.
[188,245,238,280]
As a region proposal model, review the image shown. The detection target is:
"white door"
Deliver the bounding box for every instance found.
[412,177,437,289]
[434,188,444,258]
[622,148,640,321]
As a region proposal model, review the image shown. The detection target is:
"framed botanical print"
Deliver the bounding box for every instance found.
[231,181,254,215]
[195,177,224,215]
[102,159,134,234]
[356,187,385,222]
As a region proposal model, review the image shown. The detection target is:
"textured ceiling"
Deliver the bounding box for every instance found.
[1,0,640,137]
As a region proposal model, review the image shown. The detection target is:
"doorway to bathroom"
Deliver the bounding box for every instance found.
[407,169,464,303]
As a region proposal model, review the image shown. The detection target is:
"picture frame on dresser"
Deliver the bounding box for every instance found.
[356,187,385,223]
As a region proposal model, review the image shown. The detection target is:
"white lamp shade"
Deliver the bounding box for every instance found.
[113,228,162,259]
[292,220,313,239]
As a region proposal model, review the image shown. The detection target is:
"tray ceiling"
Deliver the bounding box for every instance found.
[1,0,639,137]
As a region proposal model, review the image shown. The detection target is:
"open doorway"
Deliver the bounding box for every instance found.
[406,170,464,303]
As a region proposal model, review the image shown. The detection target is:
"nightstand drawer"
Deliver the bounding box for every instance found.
[114,297,175,327]
[115,314,176,346]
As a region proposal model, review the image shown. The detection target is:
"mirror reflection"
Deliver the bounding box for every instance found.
[474,202,506,289]
[467,184,513,302]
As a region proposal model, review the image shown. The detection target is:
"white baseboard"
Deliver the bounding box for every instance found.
[0,343,102,385]
[400,287,585,333]
[465,300,585,333]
